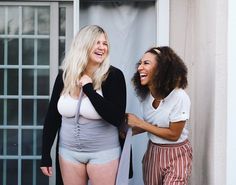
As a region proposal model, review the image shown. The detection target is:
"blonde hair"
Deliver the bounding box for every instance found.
[61,25,111,94]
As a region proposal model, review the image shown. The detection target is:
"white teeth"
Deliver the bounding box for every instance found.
[140,73,147,77]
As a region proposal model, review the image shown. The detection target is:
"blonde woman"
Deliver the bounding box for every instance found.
[40,25,126,185]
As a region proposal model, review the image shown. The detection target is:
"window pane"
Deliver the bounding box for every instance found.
[59,39,65,66]
[22,69,34,95]
[0,39,4,65]
[7,69,18,95]
[37,69,49,95]
[7,39,19,65]
[0,69,3,95]
[0,159,3,182]
[22,99,33,125]
[8,7,19,35]
[37,99,48,126]
[59,7,65,36]
[7,130,18,155]
[0,7,5,34]
[22,160,33,185]
[38,39,49,65]
[22,130,33,155]
[38,7,50,35]
[0,129,3,154]
[6,160,18,184]
[22,7,35,35]
[36,130,42,155]
[7,99,18,125]
[36,160,49,185]
[22,39,34,65]
[0,100,3,125]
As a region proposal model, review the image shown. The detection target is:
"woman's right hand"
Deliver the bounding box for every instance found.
[40,166,53,176]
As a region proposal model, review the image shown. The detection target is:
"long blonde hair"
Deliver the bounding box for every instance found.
[61,25,111,94]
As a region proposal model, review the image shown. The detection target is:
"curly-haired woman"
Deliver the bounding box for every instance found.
[127,46,192,185]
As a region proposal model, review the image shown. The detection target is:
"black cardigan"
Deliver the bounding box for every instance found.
[41,65,127,167]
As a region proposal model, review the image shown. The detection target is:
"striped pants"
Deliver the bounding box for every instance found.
[142,140,192,185]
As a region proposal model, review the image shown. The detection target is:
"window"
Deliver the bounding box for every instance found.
[0,2,73,185]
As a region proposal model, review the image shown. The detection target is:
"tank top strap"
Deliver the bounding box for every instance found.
[74,89,83,122]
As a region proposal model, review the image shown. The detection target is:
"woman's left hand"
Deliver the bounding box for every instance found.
[79,74,92,86]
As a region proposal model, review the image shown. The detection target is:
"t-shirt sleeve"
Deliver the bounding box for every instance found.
[169,92,191,123]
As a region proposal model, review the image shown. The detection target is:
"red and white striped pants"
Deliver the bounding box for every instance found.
[142,139,192,185]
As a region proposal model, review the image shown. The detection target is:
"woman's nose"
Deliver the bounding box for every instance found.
[138,63,143,71]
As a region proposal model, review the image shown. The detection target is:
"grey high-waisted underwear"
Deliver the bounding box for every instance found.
[59,115,120,152]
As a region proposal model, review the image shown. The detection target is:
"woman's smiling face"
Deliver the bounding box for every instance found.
[88,33,108,65]
[138,52,158,88]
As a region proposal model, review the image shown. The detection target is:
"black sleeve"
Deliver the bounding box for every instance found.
[41,73,63,167]
[82,66,126,127]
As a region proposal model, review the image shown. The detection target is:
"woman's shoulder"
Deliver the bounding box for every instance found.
[164,88,189,102]
[171,88,190,103]
[108,65,124,75]
[53,70,64,89]
[106,65,125,80]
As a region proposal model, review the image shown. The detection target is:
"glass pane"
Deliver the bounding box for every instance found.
[7,130,18,155]
[59,39,65,66]
[7,69,18,95]
[0,159,2,183]
[0,129,3,154]
[22,69,34,95]
[59,7,66,36]
[22,7,35,35]
[0,39,4,65]
[22,99,33,125]
[0,69,3,95]
[7,99,18,125]
[8,7,19,35]
[0,7,5,34]
[37,69,49,95]
[0,100,3,125]
[36,160,49,185]
[36,130,42,155]
[37,99,48,125]
[22,160,33,185]
[7,39,19,65]
[38,7,50,35]
[6,160,18,185]
[22,130,33,155]
[38,39,49,65]
[22,39,34,65]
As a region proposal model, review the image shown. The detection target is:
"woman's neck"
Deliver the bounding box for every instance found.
[149,87,163,100]
[84,63,100,76]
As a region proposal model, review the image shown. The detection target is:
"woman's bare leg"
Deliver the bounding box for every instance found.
[59,155,88,185]
[87,159,119,185]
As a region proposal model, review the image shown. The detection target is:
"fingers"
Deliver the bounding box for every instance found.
[78,75,92,86]
[40,166,53,177]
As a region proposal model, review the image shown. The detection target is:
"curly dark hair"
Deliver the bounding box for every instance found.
[132,46,188,101]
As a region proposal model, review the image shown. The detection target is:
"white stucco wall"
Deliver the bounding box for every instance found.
[227,0,236,184]
[169,0,235,185]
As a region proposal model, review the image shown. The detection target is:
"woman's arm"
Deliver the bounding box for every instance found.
[82,66,126,127]
[127,113,185,141]
[41,73,63,168]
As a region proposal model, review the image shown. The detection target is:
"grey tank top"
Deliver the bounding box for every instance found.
[59,91,120,152]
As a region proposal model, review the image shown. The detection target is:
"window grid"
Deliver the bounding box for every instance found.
[0,4,51,185]
[0,2,72,185]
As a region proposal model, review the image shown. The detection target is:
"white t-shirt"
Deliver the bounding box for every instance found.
[142,88,191,144]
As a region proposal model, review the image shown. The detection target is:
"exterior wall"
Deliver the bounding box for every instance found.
[169,0,229,184]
